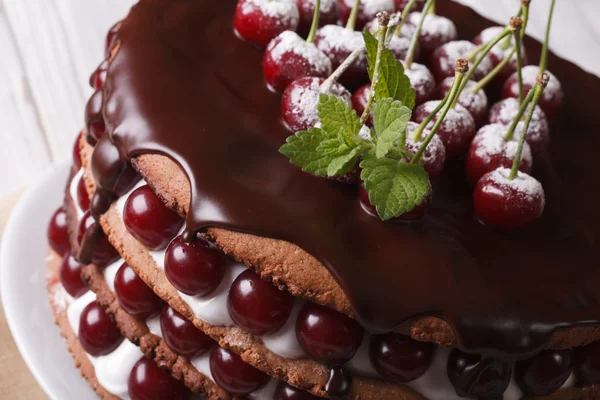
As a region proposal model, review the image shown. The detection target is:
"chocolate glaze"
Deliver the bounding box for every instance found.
[325,366,352,399]
[91,0,600,360]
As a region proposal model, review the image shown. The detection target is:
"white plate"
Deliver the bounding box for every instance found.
[1,161,96,400]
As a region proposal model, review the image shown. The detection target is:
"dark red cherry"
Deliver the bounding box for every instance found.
[79,302,123,356]
[404,63,436,106]
[360,182,432,220]
[160,307,213,359]
[90,61,108,90]
[364,18,418,62]
[447,349,512,399]
[405,122,446,180]
[128,356,192,400]
[228,269,294,336]
[59,255,89,298]
[295,302,362,364]
[466,124,532,184]
[72,134,82,170]
[263,31,332,93]
[574,341,600,385]
[76,176,90,211]
[48,207,70,256]
[473,168,546,230]
[515,350,573,397]
[77,210,120,266]
[430,40,492,83]
[123,185,184,250]
[275,381,321,399]
[502,66,563,119]
[436,77,488,126]
[89,119,107,143]
[295,0,339,37]
[105,22,121,58]
[234,0,299,48]
[370,333,434,383]
[351,85,372,126]
[395,0,425,12]
[282,77,351,132]
[114,262,163,319]
[412,100,476,157]
[164,235,227,297]
[473,26,528,84]
[406,12,458,56]
[338,0,394,31]
[209,347,269,395]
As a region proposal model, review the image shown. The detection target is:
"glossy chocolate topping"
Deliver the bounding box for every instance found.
[92,0,600,359]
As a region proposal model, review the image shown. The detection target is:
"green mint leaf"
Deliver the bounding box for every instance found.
[279,127,337,176]
[318,93,362,146]
[327,146,363,177]
[373,98,412,159]
[364,31,416,110]
[360,155,429,220]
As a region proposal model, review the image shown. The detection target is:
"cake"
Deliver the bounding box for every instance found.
[44,0,600,399]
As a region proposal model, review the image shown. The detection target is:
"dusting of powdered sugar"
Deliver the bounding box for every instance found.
[267,31,332,74]
[342,0,394,19]
[387,36,411,59]
[440,77,487,117]
[315,25,366,64]
[513,66,563,101]
[437,40,493,79]
[358,125,372,140]
[405,122,446,165]
[475,26,524,61]
[408,12,457,44]
[489,98,549,149]
[366,17,415,39]
[404,63,436,100]
[472,124,532,165]
[299,0,337,14]
[420,101,474,135]
[484,167,545,206]
[240,0,299,27]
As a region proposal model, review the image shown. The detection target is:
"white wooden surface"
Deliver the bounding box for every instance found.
[0,0,598,199]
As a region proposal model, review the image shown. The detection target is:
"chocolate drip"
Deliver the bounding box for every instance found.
[93,0,600,359]
[448,350,512,399]
[78,221,102,265]
[325,366,352,399]
[84,89,104,145]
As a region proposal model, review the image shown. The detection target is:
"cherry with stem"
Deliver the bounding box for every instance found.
[539,0,556,73]
[510,17,525,104]
[404,0,434,70]
[393,0,420,39]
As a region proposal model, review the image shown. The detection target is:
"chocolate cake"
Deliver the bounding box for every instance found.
[45,0,600,399]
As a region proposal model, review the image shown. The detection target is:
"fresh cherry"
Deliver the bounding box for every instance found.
[105,22,121,58]
[473,168,545,230]
[574,341,600,385]
[228,269,294,336]
[114,262,163,319]
[128,356,192,400]
[282,77,351,132]
[369,333,434,383]
[209,346,269,395]
[59,255,89,298]
[234,0,300,48]
[515,350,573,397]
[360,182,433,220]
[447,349,512,399]
[123,185,184,250]
[405,122,446,180]
[366,18,417,62]
[77,211,120,266]
[473,26,528,83]
[338,0,395,31]
[395,0,425,12]
[430,40,493,83]
[295,302,362,364]
[274,381,320,399]
[48,207,70,256]
[79,301,123,356]
[405,63,436,105]
[76,176,90,211]
[164,235,227,297]
[503,66,563,119]
[295,0,339,37]
[412,100,476,157]
[351,85,373,126]
[488,98,550,156]
[160,307,213,359]
[406,12,458,57]
[72,134,82,171]
[466,124,532,184]
[436,77,488,126]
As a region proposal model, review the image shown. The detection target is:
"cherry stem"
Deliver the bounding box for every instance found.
[471,47,516,94]
[501,3,523,49]
[385,12,401,44]
[393,0,419,37]
[410,60,468,164]
[520,1,530,40]
[360,13,389,128]
[346,0,361,30]
[428,1,436,15]
[509,76,547,180]
[306,0,321,44]
[539,0,556,73]
[410,89,451,142]
[404,0,434,69]
[503,87,536,142]
[509,17,525,104]
[320,47,365,92]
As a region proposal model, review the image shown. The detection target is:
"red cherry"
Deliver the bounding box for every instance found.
[275,381,321,399]
[488,98,550,156]
[76,176,90,211]
[502,66,563,119]
[209,347,269,395]
[365,18,420,65]
[395,0,425,12]
[164,235,227,297]
[515,350,573,397]
[282,77,351,132]
[430,40,492,83]
[114,262,163,319]
[59,255,89,298]
[466,124,532,184]
[90,61,108,90]
[436,77,488,126]
[79,302,123,356]
[263,31,332,93]
[128,356,192,400]
[360,182,433,220]
[105,22,121,58]
[48,207,70,256]
[473,168,545,230]
[447,349,512,399]
[405,122,446,180]
[574,341,600,385]
[404,63,436,106]
[228,269,294,336]
[473,26,528,84]
[295,302,362,364]
[295,0,339,37]
[123,185,184,250]
[77,210,120,267]
[338,0,394,31]
[72,134,82,171]
[412,100,476,157]
[160,307,213,359]
[234,0,300,48]
[369,333,434,383]
[406,12,458,56]
[314,25,368,89]
[351,85,371,126]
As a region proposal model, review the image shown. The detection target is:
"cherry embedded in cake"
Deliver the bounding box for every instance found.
[90,61,108,90]
[275,381,321,399]
[473,26,528,83]
[337,0,395,31]
[48,207,70,256]
[295,0,339,37]
[209,346,270,395]
[436,77,488,126]
[234,0,300,48]
[79,301,124,356]
[405,122,446,180]
[128,356,193,400]
[503,66,564,119]
[76,176,90,211]
[77,210,120,267]
[160,306,214,359]
[447,349,512,399]
[59,255,89,298]
[406,11,458,56]
[515,349,574,397]
[114,262,164,319]
[430,40,493,82]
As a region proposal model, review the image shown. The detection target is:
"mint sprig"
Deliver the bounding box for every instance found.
[373,98,412,158]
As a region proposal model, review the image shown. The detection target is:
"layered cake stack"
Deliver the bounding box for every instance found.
[45,0,600,399]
